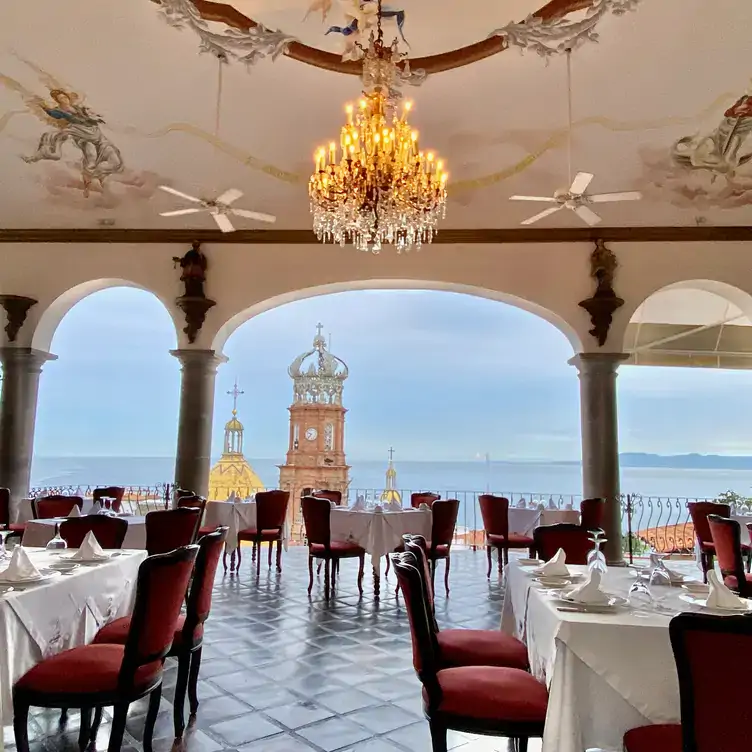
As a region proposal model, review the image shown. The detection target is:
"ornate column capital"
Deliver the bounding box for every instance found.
[170,349,227,372]
[568,352,629,375]
[0,347,57,372]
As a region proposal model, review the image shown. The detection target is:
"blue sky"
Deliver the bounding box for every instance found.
[31,286,752,461]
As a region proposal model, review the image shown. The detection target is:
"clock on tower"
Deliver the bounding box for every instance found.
[278,324,350,537]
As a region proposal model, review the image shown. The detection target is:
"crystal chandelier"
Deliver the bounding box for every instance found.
[309,1,447,254]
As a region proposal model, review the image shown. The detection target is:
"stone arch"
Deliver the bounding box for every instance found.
[31,279,181,353]
[622,279,752,368]
[210,279,583,355]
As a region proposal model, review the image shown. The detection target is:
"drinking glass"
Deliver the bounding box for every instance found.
[628,577,653,610]
[587,531,608,574]
[0,526,12,561]
[45,523,68,551]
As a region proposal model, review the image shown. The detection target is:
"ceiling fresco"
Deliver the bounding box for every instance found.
[0,0,750,229]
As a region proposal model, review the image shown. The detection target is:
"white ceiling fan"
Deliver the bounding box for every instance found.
[158,185,276,233]
[157,54,276,233]
[509,51,642,227]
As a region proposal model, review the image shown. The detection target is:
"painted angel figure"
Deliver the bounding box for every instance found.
[672,90,752,175]
[22,88,124,197]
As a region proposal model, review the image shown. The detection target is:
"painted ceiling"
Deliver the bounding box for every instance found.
[0,0,751,230]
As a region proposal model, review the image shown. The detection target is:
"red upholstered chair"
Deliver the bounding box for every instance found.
[145,507,202,555]
[707,514,751,597]
[392,552,547,752]
[236,490,290,576]
[92,487,125,513]
[32,495,84,520]
[479,494,535,577]
[313,489,344,506]
[0,487,25,543]
[687,501,750,583]
[533,523,594,565]
[94,527,228,741]
[59,516,128,549]
[579,497,605,531]
[410,492,441,509]
[427,499,460,595]
[302,495,365,599]
[178,494,215,538]
[13,544,199,752]
[623,612,752,752]
[402,537,529,670]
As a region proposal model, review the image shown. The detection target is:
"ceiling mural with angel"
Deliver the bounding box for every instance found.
[0,0,749,229]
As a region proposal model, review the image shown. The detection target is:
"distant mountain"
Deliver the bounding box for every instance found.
[620,453,752,470]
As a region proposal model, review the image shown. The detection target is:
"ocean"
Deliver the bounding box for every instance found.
[29,456,752,501]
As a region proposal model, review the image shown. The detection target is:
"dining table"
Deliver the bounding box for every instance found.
[21,515,147,549]
[0,547,147,731]
[507,507,581,537]
[500,558,703,752]
[330,506,432,597]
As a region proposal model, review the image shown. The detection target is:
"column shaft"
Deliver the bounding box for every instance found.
[0,348,56,518]
[171,349,224,499]
[570,352,628,564]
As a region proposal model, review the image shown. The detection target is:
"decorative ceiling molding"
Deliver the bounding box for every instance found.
[1,226,751,244]
[154,0,606,77]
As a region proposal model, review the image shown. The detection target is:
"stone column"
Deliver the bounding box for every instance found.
[0,348,56,518]
[569,352,629,565]
[171,349,225,499]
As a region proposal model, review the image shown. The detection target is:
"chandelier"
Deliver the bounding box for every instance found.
[309,1,447,253]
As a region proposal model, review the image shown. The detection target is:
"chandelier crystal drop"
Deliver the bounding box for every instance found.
[309,2,447,253]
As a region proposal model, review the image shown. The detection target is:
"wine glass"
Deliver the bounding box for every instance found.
[45,523,68,552]
[587,530,608,574]
[628,576,654,611]
[0,526,12,561]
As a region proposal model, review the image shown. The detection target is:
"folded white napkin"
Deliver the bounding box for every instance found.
[350,497,366,511]
[68,505,82,518]
[71,531,108,561]
[537,503,545,511]
[516,499,526,508]
[565,502,574,510]
[539,548,569,577]
[418,502,430,511]
[707,570,748,610]
[567,568,610,605]
[329,500,337,509]
[87,501,101,516]
[1,546,42,581]
[547,500,558,510]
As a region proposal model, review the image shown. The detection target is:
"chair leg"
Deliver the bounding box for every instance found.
[236,544,242,570]
[428,718,448,752]
[256,540,261,578]
[308,554,314,594]
[13,699,30,752]
[357,553,364,596]
[78,707,92,752]
[222,547,228,572]
[107,703,128,752]
[251,542,256,561]
[90,707,103,745]
[59,708,68,728]
[444,555,451,596]
[317,560,323,575]
[268,539,273,568]
[517,738,529,752]
[385,556,390,576]
[503,547,509,566]
[174,651,190,739]
[143,684,162,752]
[431,558,436,590]
[486,545,492,578]
[324,559,331,599]
[332,556,338,592]
[188,646,203,718]
[276,538,283,572]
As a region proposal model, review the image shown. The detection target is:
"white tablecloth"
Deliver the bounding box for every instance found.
[21,516,147,550]
[507,508,581,536]
[330,508,432,572]
[204,501,288,553]
[500,560,700,752]
[0,548,146,726]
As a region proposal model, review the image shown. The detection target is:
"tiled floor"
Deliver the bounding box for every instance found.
[3,548,542,752]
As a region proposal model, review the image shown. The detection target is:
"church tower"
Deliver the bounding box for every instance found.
[278,324,350,534]
[208,380,265,501]
[379,447,402,507]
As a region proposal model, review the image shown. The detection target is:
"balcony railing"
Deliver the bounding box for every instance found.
[28,484,171,515]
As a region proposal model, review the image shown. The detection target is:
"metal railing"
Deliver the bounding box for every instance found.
[28,484,172,515]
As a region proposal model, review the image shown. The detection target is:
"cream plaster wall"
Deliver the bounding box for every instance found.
[0,241,750,356]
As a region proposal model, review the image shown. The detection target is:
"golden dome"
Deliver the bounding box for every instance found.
[379,488,402,504]
[379,447,402,505]
[208,455,265,501]
[225,414,243,434]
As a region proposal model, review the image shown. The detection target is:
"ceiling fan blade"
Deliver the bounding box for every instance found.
[569,172,594,195]
[589,191,643,203]
[509,195,558,202]
[158,185,204,204]
[520,206,563,225]
[216,188,243,206]
[574,205,602,226]
[159,208,203,217]
[212,212,235,233]
[230,208,277,223]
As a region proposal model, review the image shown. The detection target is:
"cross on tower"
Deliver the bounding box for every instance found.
[388,446,395,462]
[227,379,244,414]
[316,322,324,338]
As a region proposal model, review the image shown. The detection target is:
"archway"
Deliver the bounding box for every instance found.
[32,285,180,495]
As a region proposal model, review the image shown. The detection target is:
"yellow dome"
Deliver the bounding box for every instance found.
[379,488,402,504]
[208,455,265,501]
[225,416,243,432]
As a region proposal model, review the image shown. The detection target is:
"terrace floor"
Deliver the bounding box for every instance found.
[3,548,542,752]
